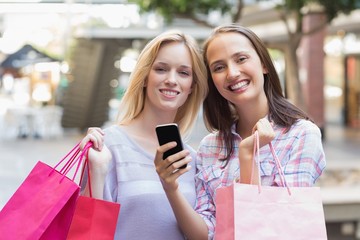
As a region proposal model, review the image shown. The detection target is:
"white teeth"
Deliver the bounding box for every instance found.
[161,90,178,96]
[230,81,248,91]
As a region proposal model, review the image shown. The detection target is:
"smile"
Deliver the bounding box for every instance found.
[229,80,249,91]
[160,89,179,96]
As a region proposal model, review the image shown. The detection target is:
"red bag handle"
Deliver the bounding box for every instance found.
[78,141,94,198]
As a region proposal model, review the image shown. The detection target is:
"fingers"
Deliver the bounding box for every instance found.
[161,165,192,187]
[154,142,192,191]
[256,118,272,131]
[157,157,191,179]
[155,142,190,169]
[155,155,192,192]
[164,156,192,173]
[154,141,177,166]
[80,127,105,151]
[252,118,275,147]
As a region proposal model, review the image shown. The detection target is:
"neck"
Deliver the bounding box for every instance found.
[127,104,178,139]
[235,96,269,138]
[120,108,178,156]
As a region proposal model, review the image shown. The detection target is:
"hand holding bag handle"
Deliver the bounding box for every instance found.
[251,130,291,195]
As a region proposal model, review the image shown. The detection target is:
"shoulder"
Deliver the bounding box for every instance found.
[103,125,132,146]
[272,119,324,153]
[197,131,226,158]
[198,131,221,149]
[294,119,320,130]
[287,119,322,139]
[196,131,229,167]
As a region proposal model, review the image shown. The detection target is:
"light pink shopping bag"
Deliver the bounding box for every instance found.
[215,132,327,240]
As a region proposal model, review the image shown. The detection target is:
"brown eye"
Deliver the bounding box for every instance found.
[236,57,247,63]
[179,71,190,76]
[212,65,225,73]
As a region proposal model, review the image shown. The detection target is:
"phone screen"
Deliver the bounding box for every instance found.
[155,123,186,169]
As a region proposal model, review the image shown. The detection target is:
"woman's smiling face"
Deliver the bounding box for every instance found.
[146,41,193,113]
[206,32,268,106]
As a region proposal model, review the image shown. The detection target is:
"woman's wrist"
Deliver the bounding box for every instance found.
[239,143,253,162]
[163,185,180,197]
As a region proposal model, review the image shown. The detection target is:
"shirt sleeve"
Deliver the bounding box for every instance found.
[275,121,326,187]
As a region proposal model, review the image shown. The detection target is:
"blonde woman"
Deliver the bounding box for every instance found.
[80,30,208,239]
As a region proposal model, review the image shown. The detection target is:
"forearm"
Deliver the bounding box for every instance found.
[165,189,208,240]
[239,144,259,184]
[81,165,107,199]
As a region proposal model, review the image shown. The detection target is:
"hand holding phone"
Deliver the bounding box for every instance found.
[155,123,187,169]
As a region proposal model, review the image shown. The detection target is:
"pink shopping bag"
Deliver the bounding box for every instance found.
[66,195,120,240]
[215,132,327,240]
[0,142,90,240]
[67,147,120,240]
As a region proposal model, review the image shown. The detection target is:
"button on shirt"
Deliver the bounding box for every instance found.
[194,119,326,239]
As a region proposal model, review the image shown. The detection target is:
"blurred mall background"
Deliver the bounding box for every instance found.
[0,1,360,239]
[0,0,359,137]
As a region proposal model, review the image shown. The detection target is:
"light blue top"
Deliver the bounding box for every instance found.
[103,125,196,240]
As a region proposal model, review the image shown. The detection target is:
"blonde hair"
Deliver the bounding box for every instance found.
[117,30,208,137]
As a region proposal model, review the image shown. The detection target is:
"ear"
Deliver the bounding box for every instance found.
[262,65,268,74]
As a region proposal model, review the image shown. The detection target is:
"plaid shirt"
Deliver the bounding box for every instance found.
[194,119,326,239]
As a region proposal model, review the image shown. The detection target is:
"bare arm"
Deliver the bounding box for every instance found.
[155,142,208,240]
[165,187,208,240]
[239,134,257,184]
[79,127,111,199]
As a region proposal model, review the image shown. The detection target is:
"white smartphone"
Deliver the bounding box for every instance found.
[155,123,186,169]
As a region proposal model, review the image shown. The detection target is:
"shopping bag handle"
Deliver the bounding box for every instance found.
[70,141,93,181]
[250,131,261,192]
[269,142,290,195]
[78,142,95,198]
[53,142,81,173]
[252,131,291,195]
[50,141,93,182]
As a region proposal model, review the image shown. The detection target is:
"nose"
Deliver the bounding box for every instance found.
[227,62,240,81]
[165,70,177,85]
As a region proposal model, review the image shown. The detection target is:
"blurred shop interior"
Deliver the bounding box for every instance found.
[0,0,359,139]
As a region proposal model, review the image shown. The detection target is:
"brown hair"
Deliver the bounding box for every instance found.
[202,24,310,162]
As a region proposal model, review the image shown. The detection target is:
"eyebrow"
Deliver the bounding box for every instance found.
[180,65,192,69]
[154,61,192,69]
